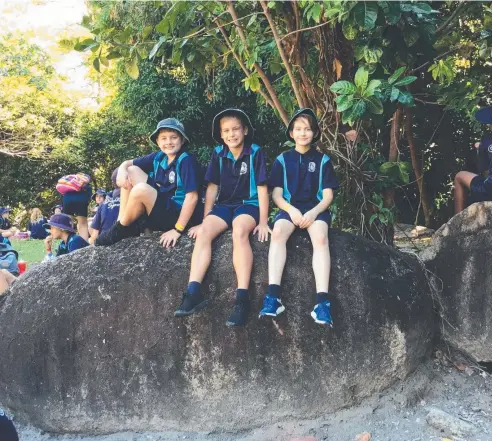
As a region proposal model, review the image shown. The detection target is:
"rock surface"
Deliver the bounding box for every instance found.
[0,230,434,434]
[422,202,492,362]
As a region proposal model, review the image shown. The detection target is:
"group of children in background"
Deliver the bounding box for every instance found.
[2,106,492,329]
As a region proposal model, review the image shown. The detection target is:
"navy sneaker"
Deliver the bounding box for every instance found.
[258,294,286,318]
[174,293,208,317]
[311,300,333,326]
[226,301,249,327]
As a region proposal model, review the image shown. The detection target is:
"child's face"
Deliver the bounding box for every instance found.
[220,117,248,149]
[1,212,8,219]
[95,194,105,205]
[156,129,183,157]
[290,117,314,147]
[50,226,63,239]
[54,208,62,214]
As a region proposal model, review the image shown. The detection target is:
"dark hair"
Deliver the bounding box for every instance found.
[290,114,320,139]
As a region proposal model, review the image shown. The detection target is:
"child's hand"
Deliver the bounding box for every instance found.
[159,229,181,248]
[474,142,480,149]
[253,223,270,242]
[287,206,303,226]
[299,209,317,229]
[44,235,53,251]
[188,224,202,239]
[116,170,130,189]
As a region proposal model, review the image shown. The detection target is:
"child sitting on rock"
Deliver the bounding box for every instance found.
[454,106,492,213]
[259,108,339,326]
[175,108,269,327]
[43,213,88,259]
[96,118,203,247]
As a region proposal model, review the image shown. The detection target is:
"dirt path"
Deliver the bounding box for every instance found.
[15,353,492,441]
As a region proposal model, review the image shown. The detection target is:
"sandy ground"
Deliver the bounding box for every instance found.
[13,349,492,441]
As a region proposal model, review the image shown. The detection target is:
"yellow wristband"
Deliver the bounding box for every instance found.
[175,223,185,233]
[285,203,292,210]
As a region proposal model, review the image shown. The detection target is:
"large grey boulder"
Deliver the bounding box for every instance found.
[423,202,492,362]
[0,230,434,435]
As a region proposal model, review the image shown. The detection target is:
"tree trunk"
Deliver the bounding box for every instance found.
[404,108,433,227]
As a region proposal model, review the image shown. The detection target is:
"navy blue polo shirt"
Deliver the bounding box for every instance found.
[91,193,120,233]
[56,233,88,257]
[28,217,49,239]
[133,150,200,206]
[205,143,268,206]
[269,148,339,206]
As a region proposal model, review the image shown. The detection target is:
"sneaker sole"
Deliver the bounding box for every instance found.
[174,300,208,317]
[225,319,247,328]
[310,310,333,327]
[258,305,286,318]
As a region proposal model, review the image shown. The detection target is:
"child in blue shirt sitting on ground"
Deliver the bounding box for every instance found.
[175,108,269,327]
[96,118,203,248]
[259,108,339,326]
[90,170,120,244]
[43,214,89,259]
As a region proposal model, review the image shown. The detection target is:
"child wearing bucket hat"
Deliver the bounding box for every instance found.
[175,108,269,327]
[96,118,203,247]
[259,108,339,326]
[43,213,88,259]
[454,107,492,213]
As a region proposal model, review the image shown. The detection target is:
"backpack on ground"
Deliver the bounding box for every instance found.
[56,173,91,194]
[0,243,19,275]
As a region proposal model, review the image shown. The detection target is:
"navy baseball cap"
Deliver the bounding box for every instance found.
[0,207,11,216]
[212,108,254,144]
[286,108,321,143]
[149,118,189,145]
[475,107,492,125]
[44,214,76,234]
[92,189,107,201]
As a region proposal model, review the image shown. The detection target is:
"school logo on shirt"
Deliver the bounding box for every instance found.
[169,171,176,184]
[488,144,492,153]
[308,162,316,172]
[240,162,248,175]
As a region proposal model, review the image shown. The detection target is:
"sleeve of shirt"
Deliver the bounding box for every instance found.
[253,148,268,186]
[179,155,200,193]
[132,152,158,174]
[204,150,220,185]
[68,236,88,252]
[322,157,340,190]
[268,157,284,189]
[477,138,491,173]
[91,206,102,230]
[27,222,33,232]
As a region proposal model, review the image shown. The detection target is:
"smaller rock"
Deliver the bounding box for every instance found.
[355,433,371,441]
[426,407,476,437]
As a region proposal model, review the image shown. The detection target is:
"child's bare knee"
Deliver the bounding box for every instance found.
[232,225,250,241]
[311,233,328,248]
[271,226,289,243]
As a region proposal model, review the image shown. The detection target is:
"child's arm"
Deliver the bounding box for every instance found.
[299,189,334,229]
[1,230,13,238]
[272,187,303,226]
[89,229,99,245]
[253,185,270,242]
[116,160,134,189]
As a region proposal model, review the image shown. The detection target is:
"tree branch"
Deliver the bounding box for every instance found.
[259,0,306,108]
[280,20,332,41]
[434,1,468,36]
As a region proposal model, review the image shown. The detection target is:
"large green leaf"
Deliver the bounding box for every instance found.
[343,22,358,40]
[353,2,379,30]
[365,96,384,114]
[363,79,381,97]
[155,18,170,35]
[398,91,415,106]
[93,57,100,73]
[400,2,433,14]
[149,36,167,60]
[363,46,383,64]
[398,162,411,184]
[394,76,417,87]
[142,25,153,40]
[330,81,357,95]
[125,57,139,80]
[378,1,401,24]
[354,67,369,90]
[336,95,354,112]
[352,100,367,119]
[388,66,406,84]
[390,87,400,102]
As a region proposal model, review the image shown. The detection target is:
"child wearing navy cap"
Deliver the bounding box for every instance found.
[175,108,269,327]
[95,118,202,248]
[43,213,89,259]
[454,107,492,213]
[259,108,339,326]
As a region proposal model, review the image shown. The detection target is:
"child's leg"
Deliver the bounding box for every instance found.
[231,214,257,289]
[119,165,148,221]
[268,219,296,286]
[0,269,16,296]
[188,215,228,284]
[76,216,89,241]
[454,171,476,214]
[307,220,330,293]
[119,183,157,226]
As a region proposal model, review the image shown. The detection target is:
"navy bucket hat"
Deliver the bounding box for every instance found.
[0,207,11,216]
[212,108,254,144]
[44,214,76,234]
[475,107,492,125]
[92,189,107,201]
[286,108,321,143]
[149,118,189,146]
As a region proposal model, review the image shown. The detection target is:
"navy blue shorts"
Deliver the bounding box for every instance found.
[470,176,492,204]
[209,203,259,228]
[147,191,202,232]
[273,203,331,226]
[0,410,18,441]
[62,190,91,217]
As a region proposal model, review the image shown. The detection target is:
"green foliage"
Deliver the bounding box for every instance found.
[369,193,395,226]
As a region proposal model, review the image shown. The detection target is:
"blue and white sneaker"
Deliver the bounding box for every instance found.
[311,301,333,327]
[258,294,286,318]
